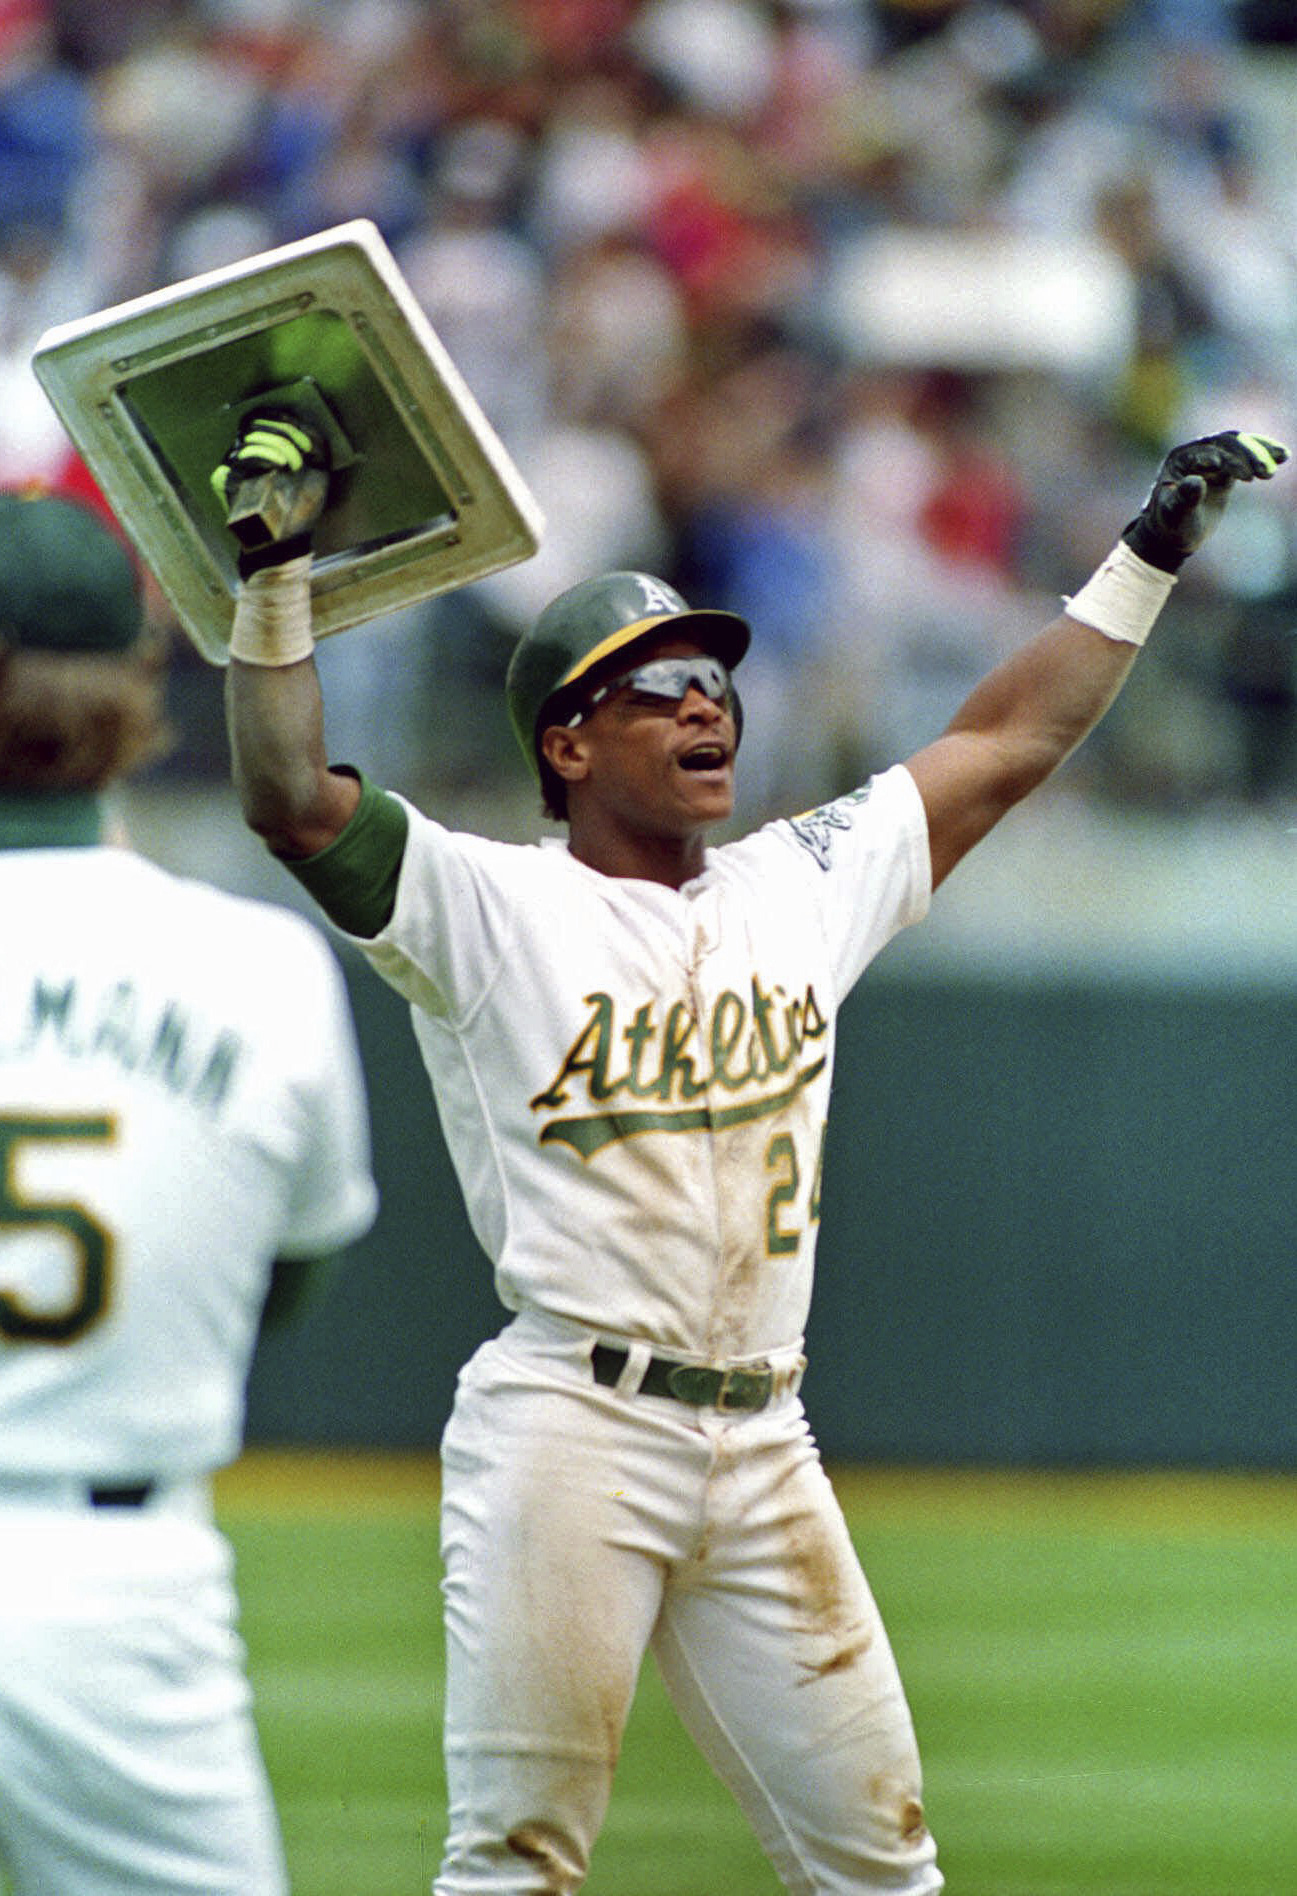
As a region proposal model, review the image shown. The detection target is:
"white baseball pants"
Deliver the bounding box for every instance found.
[0,1480,286,1896]
[436,1312,943,1895]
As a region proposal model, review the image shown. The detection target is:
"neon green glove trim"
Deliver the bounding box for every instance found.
[245,418,314,455]
[212,416,318,504]
[237,430,304,470]
[263,418,312,452]
[1235,432,1288,475]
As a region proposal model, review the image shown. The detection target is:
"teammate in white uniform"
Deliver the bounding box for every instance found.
[0,489,379,1896]
[216,423,1286,1894]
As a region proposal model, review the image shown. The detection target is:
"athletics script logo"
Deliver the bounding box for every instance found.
[530,975,828,1159]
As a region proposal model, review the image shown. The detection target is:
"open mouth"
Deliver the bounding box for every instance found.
[678,743,730,773]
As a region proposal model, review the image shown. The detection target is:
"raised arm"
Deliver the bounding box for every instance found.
[905,431,1289,890]
[226,633,359,858]
[214,415,359,858]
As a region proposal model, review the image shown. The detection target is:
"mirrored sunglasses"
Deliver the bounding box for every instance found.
[569,654,734,725]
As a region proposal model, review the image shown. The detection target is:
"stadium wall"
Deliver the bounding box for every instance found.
[245,951,1297,1469]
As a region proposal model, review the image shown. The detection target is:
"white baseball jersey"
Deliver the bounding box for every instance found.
[0,843,378,1479]
[355,764,929,1359]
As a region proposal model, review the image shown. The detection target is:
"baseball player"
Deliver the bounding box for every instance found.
[0,488,378,1896]
[217,420,1285,1895]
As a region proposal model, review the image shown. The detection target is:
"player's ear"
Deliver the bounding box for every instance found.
[540,722,591,788]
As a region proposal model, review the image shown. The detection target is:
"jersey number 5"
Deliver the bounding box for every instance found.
[0,1113,117,1344]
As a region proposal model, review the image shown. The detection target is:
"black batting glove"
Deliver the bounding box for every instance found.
[1122,430,1289,574]
[211,412,330,577]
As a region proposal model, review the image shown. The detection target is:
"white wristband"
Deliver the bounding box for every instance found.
[1062,539,1175,648]
[228,555,315,666]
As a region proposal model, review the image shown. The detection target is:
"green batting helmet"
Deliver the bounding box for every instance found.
[506,570,751,781]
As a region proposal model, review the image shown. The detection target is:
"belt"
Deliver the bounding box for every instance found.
[0,1477,156,1509]
[592,1344,785,1413]
[90,1483,155,1508]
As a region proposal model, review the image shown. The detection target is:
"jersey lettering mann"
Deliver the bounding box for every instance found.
[0,975,243,1117]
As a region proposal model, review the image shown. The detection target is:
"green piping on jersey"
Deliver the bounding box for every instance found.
[0,791,103,850]
[279,769,408,938]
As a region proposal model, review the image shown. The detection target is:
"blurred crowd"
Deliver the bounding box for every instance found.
[5,0,1297,822]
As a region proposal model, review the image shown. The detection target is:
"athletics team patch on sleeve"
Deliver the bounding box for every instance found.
[786,781,875,870]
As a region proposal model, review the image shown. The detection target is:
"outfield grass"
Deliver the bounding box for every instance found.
[217,1454,1297,1896]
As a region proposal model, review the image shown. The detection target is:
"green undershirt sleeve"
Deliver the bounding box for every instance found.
[278,767,409,939]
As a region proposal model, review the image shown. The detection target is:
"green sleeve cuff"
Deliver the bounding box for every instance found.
[279,768,408,938]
